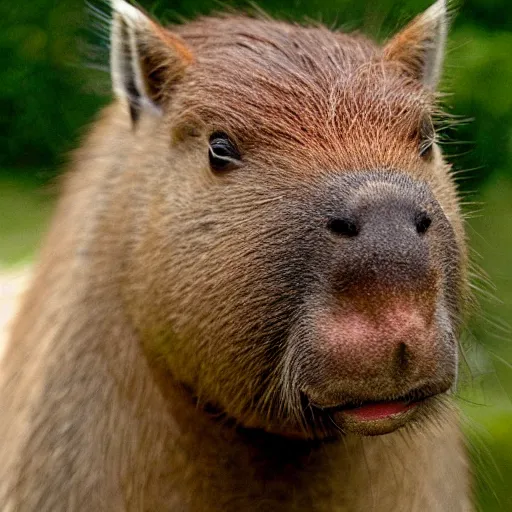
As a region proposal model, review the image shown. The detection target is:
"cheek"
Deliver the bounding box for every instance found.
[139,210,302,370]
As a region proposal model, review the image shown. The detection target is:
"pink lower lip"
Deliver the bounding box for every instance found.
[342,400,416,421]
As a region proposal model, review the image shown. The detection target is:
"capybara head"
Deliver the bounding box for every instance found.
[109,0,466,437]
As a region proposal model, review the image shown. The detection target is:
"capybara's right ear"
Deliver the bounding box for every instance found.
[110,0,194,126]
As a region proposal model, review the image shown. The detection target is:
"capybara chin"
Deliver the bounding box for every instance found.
[0,0,472,510]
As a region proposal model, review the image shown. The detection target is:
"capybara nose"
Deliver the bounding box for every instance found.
[310,172,447,395]
[326,203,431,239]
[324,172,440,291]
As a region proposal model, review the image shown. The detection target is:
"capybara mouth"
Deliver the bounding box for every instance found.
[322,386,437,413]
[306,387,444,436]
[328,397,418,417]
[327,397,425,436]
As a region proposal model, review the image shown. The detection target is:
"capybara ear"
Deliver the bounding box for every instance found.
[383,0,449,90]
[110,0,194,125]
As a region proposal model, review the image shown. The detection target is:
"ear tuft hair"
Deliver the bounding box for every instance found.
[110,0,194,125]
[383,0,449,90]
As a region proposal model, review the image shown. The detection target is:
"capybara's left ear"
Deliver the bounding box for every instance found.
[383,0,449,90]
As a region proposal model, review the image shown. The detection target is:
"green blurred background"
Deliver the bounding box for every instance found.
[0,0,510,509]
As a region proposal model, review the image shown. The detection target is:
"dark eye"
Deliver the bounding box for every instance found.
[208,132,240,171]
[419,117,435,160]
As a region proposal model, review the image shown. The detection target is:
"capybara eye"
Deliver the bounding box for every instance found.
[419,117,435,160]
[419,139,434,159]
[208,132,240,171]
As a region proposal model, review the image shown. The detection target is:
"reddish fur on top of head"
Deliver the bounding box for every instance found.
[171,17,438,172]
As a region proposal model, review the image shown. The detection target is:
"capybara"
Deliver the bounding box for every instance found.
[0,0,472,510]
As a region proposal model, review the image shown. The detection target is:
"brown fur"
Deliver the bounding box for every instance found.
[0,4,472,511]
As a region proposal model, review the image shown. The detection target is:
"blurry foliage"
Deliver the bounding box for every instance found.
[0,1,107,178]
[0,0,511,510]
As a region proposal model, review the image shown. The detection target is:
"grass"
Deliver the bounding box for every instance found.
[0,175,56,266]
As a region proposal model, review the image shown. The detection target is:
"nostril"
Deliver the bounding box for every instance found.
[395,342,410,372]
[415,212,432,235]
[327,217,359,237]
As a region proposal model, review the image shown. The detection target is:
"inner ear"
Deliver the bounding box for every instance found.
[110,0,194,126]
[111,15,143,123]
